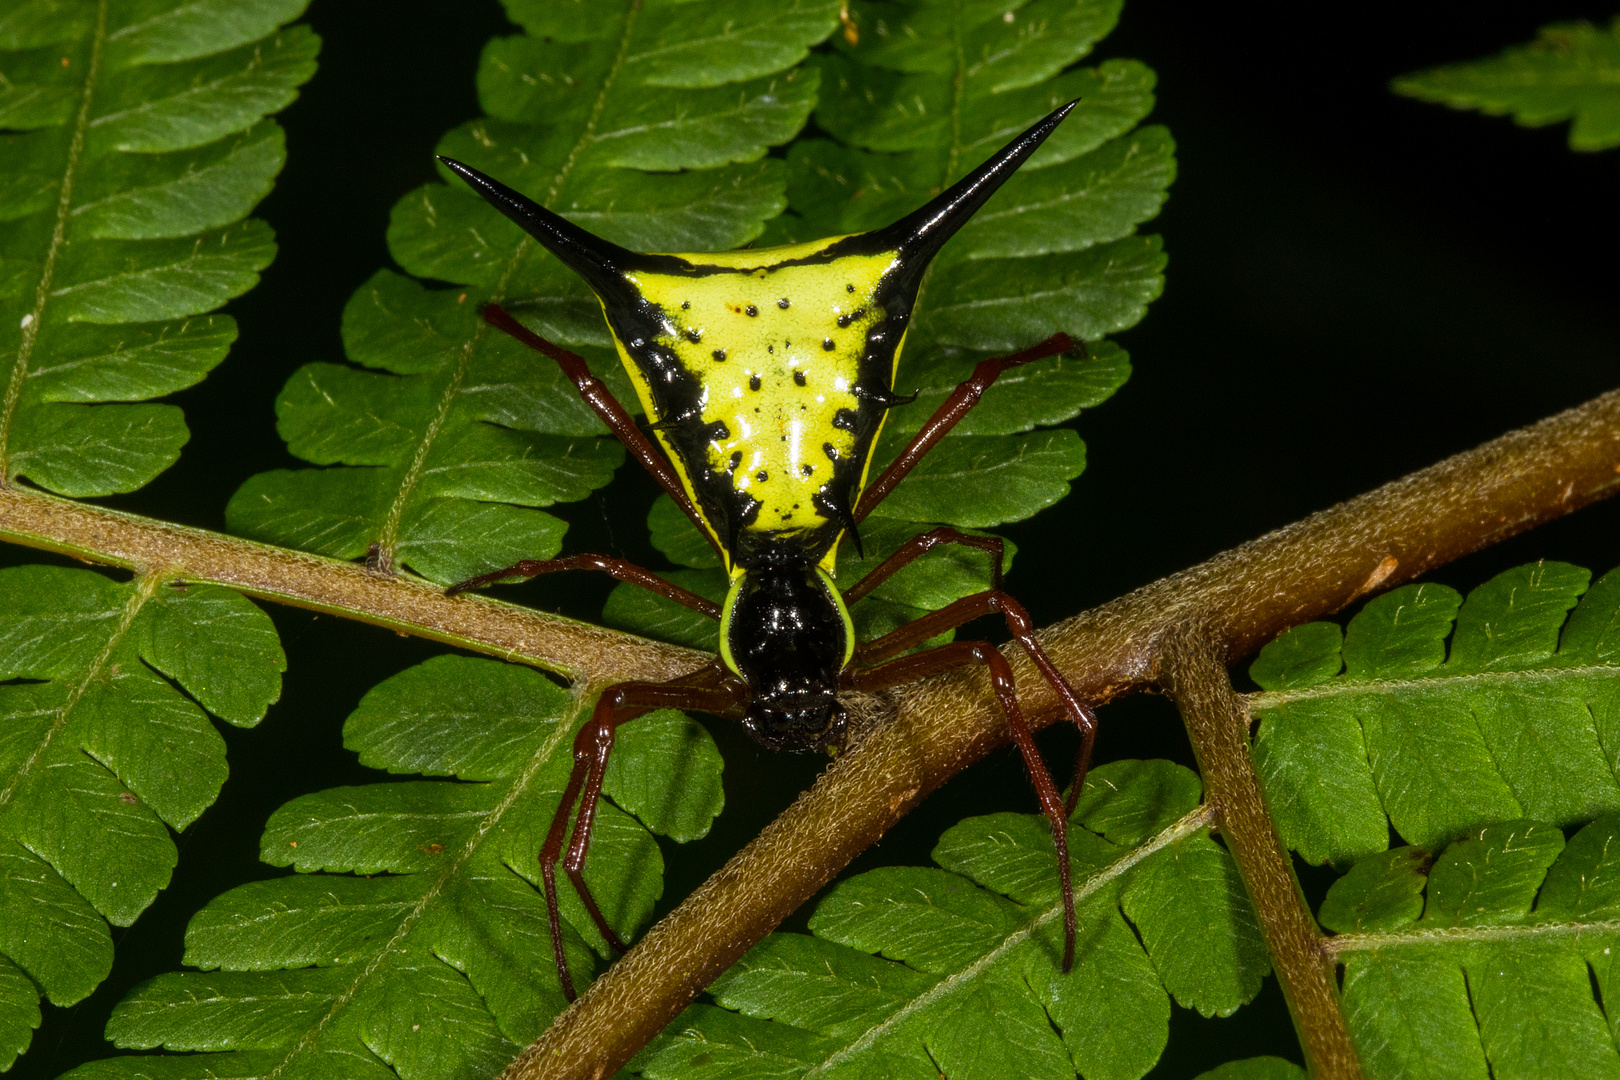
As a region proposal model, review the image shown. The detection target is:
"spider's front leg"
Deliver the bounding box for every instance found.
[543,671,746,1001]
[445,552,720,618]
[841,541,1099,972]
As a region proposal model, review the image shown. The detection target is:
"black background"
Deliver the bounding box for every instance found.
[10,1,1620,1075]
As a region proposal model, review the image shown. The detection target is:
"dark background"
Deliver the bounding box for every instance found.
[11,1,1619,1075]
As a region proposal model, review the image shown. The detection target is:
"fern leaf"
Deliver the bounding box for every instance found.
[0,0,315,497]
[771,0,1168,532]
[1323,817,1620,1078]
[1249,562,1620,863]
[72,655,722,1077]
[633,760,1267,1080]
[225,0,839,585]
[0,566,284,1068]
[1394,17,1620,152]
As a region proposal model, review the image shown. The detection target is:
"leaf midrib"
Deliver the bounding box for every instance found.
[1328,914,1620,955]
[0,0,109,484]
[800,804,1216,1079]
[0,566,160,810]
[371,0,644,569]
[1246,662,1620,711]
[259,687,592,1078]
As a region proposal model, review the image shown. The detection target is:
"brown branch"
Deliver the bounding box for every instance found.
[0,487,704,687]
[1159,621,1362,1080]
[506,387,1620,1080]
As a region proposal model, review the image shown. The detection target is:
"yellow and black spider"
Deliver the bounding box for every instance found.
[442,101,1096,1000]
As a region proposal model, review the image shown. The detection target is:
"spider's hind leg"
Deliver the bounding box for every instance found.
[543,669,745,1001]
[844,580,1100,972]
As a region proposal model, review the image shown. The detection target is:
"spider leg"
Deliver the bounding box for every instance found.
[841,525,1006,604]
[846,640,1080,971]
[543,672,745,1001]
[843,533,1098,808]
[853,333,1079,524]
[854,589,1097,747]
[445,552,720,618]
[482,303,721,559]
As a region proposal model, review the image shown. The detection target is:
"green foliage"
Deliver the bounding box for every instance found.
[225,0,841,585]
[777,0,1165,528]
[0,0,315,496]
[1248,562,1620,864]
[69,654,723,1078]
[632,760,1267,1080]
[1394,16,1620,152]
[1323,817,1620,1079]
[0,566,284,1068]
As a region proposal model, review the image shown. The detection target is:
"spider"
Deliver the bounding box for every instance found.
[441,100,1098,1000]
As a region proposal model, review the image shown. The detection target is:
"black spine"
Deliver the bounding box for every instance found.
[438,156,648,300]
[860,100,1078,266]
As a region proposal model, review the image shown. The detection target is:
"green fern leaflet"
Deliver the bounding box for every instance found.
[0,0,316,496]
[1394,16,1620,152]
[0,568,284,1069]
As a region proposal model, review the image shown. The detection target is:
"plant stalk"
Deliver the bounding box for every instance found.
[3,392,1620,1077]
[1159,621,1362,1080]
[0,488,705,687]
[503,387,1620,1080]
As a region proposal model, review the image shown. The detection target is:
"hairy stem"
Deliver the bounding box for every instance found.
[505,387,1620,1080]
[0,487,704,687]
[2,391,1619,1076]
[1159,621,1361,1080]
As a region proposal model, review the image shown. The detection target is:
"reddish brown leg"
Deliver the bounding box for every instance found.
[841,526,1005,604]
[445,552,721,618]
[847,640,1079,970]
[482,303,720,558]
[853,332,1079,523]
[543,674,746,1000]
[842,529,1102,811]
[855,590,1093,734]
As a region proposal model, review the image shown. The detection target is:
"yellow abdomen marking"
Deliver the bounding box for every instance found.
[612,241,899,574]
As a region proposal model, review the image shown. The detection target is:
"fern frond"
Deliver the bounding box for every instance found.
[1394,17,1620,152]
[0,0,316,496]
[1249,561,1620,863]
[0,566,284,1068]
[72,655,720,1077]
[225,0,840,585]
[1324,817,1620,1078]
[633,760,1266,1080]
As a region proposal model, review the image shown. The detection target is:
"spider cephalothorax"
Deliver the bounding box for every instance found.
[722,566,853,752]
[443,100,1098,1000]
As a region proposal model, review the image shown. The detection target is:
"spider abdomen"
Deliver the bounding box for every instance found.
[610,242,907,571]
